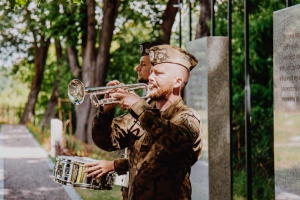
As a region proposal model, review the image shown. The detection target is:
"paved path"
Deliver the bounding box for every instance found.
[0,124,82,200]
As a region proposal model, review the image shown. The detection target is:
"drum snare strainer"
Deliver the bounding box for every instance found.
[53,155,116,190]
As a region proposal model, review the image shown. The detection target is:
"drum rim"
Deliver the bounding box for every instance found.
[56,155,98,163]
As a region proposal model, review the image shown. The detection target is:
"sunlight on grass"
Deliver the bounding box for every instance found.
[75,185,122,200]
[233,195,246,200]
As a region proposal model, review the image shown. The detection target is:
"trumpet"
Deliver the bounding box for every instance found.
[68,79,151,107]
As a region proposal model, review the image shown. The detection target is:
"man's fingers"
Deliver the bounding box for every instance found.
[111,93,125,100]
[84,163,92,167]
[84,162,97,167]
[84,167,95,173]
[95,173,104,179]
[107,80,120,86]
[86,169,102,178]
[84,163,102,173]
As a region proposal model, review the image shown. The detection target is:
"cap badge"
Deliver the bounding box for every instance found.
[149,51,154,61]
[140,45,143,54]
[157,52,164,59]
[145,48,149,54]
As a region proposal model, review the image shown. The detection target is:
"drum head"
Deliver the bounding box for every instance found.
[56,156,98,164]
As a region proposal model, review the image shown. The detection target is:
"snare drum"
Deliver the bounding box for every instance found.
[53,156,116,190]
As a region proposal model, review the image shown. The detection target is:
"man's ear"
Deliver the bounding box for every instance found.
[173,77,183,89]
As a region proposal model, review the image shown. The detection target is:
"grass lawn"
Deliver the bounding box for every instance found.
[75,185,122,200]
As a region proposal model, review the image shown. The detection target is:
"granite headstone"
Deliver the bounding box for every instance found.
[274,4,300,199]
[185,37,231,200]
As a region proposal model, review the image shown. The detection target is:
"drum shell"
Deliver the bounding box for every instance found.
[53,156,115,190]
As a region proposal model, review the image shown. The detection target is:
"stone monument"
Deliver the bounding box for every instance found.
[50,118,63,157]
[185,37,231,200]
[273,4,300,199]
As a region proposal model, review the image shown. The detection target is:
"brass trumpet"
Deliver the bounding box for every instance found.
[68,79,151,107]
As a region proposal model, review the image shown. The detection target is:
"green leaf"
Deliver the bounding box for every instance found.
[16,0,27,5]
[69,0,83,4]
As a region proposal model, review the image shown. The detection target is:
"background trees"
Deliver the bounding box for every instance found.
[2,0,299,199]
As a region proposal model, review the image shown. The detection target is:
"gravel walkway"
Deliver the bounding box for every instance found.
[0,124,82,200]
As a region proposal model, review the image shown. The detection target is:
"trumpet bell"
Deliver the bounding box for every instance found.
[68,79,86,105]
[67,79,151,107]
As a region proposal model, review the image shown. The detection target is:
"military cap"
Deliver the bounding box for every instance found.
[140,41,164,56]
[149,44,198,71]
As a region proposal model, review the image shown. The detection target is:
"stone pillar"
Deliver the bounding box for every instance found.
[185,37,231,200]
[50,118,63,157]
[273,5,300,199]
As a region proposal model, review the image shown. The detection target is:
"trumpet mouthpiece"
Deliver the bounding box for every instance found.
[149,84,154,89]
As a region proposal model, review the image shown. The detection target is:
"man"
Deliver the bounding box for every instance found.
[84,42,161,199]
[135,42,154,84]
[87,44,202,199]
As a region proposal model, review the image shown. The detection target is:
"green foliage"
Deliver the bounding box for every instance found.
[47,1,86,46]
[107,0,165,85]
[5,0,81,9]
[106,1,165,116]
[233,170,246,200]
[0,51,34,107]
[119,0,168,39]
[213,0,290,199]
[69,0,82,3]
[7,0,26,9]
[1,0,169,129]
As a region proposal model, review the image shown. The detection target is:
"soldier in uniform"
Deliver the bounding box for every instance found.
[85,42,162,200]
[86,44,202,200]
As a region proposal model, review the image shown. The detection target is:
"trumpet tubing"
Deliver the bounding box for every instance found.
[68,79,151,107]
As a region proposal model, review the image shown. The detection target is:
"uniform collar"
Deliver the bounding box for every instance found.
[161,98,184,119]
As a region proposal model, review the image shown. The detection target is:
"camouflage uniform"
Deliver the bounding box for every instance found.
[93,98,202,200]
[113,158,129,200]
[112,41,163,200]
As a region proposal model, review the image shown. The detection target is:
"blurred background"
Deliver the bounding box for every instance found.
[0,0,297,199]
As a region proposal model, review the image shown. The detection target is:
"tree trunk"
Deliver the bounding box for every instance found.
[95,0,120,87]
[41,39,63,127]
[20,37,50,124]
[160,0,178,44]
[63,3,83,79]
[88,0,120,144]
[74,0,97,142]
[195,0,211,38]
[67,46,81,78]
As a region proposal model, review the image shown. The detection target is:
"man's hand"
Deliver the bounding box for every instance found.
[111,88,141,110]
[84,160,114,179]
[101,80,121,113]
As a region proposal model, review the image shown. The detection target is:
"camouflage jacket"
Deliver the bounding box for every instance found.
[92,98,202,200]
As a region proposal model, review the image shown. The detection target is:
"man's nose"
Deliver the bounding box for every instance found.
[135,64,141,71]
[148,72,154,82]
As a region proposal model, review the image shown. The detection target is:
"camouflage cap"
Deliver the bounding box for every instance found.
[149,44,198,71]
[140,41,164,56]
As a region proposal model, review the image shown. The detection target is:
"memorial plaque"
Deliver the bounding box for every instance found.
[186,37,230,200]
[274,5,300,199]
